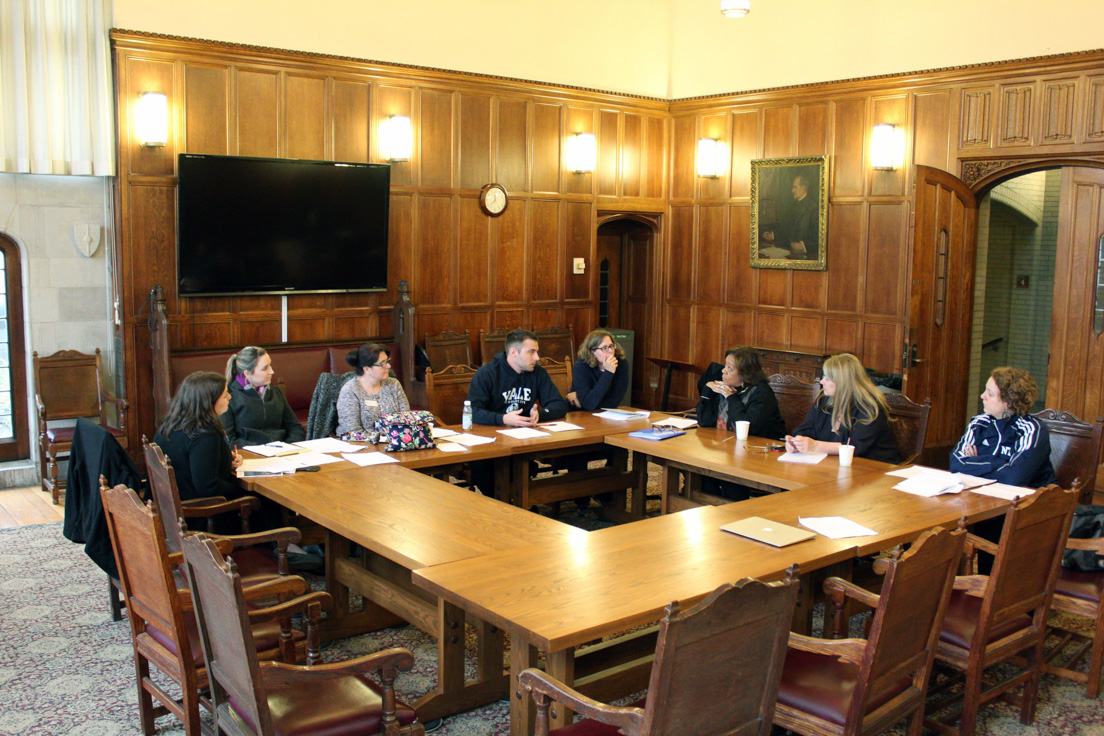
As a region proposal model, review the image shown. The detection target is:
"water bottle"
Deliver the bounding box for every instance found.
[461,400,473,430]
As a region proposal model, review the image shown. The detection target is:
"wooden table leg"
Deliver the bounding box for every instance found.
[545,648,576,732]
[511,636,538,736]
[661,464,680,514]
[493,457,511,502]
[629,451,648,518]
[511,456,530,509]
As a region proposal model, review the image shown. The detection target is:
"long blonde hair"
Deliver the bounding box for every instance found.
[817,353,892,430]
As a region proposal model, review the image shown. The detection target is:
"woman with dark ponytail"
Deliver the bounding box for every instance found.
[221,346,305,448]
[335,343,410,440]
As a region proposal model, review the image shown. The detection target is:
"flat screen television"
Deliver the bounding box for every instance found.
[176,154,390,296]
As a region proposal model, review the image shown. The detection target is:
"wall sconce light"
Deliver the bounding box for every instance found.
[379,115,412,162]
[720,0,751,17]
[135,92,168,147]
[696,138,724,178]
[871,123,905,171]
[566,133,597,174]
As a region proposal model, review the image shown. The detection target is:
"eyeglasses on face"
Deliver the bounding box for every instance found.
[592,343,616,353]
[372,359,392,368]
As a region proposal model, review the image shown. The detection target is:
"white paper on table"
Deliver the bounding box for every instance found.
[341,452,399,466]
[293,438,364,453]
[799,516,878,539]
[595,409,648,421]
[497,427,552,439]
[238,457,299,476]
[436,442,468,453]
[431,427,459,439]
[290,451,344,466]
[449,433,496,446]
[778,452,828,464]
[538,421,584,432]
[243,441,303,457]
[886,465,995,489]
[969,483,1036,501]
[656,416,698,429]
[893,473,964,497]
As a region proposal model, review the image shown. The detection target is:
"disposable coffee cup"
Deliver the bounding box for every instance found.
[838,444,855,467]
[734,421,750,440]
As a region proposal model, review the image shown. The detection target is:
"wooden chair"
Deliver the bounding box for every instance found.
[34,348,128,503]
[534,325,575,364]
[519,573,800,736]
[181,532,425,736]
[1044,533,1104,698]
[101,482,312,736]
[538,356,572,397]
[924,485,1078,736]
[883,392,932,464]
[1033,408,1104,503]
[774,526,966,736]
[479,326,515,364]
[423,329,474,370]
[144,437,299,587]
[769,373,819,435]
[425,363,479,426]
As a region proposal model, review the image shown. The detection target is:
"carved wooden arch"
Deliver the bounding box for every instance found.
[962,155,1104,194]
[596,211,661,231]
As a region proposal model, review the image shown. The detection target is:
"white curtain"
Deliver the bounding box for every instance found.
[0,0,114,176]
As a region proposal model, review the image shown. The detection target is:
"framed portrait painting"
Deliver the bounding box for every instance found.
[750,156,828,270]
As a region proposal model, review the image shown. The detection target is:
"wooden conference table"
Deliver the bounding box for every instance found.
[414,472,1014,736]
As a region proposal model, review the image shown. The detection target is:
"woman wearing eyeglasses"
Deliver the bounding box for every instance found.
[567,330,630,411]
[697,347,786,440]
[335,342,410,440]
[222,345,305,448]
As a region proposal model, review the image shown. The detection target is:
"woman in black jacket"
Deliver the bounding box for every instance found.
[697,347,785,440]
[221,346,305,448]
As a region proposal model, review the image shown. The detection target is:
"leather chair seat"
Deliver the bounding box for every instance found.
[146,607,304,668]
[776,648,911,727]
[46,423,124,443]
[938,589,1033,650]
[230,670,419,736]
[1055,566,1104,604]
[548,698,647,736]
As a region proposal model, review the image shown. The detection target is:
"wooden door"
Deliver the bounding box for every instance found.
[1048,166,1104,422]
[905,166,978,451]
[595,233,622,328]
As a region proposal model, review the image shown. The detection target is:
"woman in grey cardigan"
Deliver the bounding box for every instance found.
[335,343,410,441]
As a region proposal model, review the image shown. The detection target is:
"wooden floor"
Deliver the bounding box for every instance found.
[0,485,64,528]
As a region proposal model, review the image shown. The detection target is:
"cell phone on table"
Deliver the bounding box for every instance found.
[295,466,320,472]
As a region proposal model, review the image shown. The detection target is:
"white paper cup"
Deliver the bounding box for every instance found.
[734,421,750,440]
[838,444,855,467]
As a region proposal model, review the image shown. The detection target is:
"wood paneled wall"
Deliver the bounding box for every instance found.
[112,31,668,443]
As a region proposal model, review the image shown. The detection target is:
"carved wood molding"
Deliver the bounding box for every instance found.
[961,155,1104,190]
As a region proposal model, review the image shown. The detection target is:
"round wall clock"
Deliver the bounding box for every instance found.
[479,183,508,217]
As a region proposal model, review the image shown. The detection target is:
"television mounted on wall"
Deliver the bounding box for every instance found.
[176,154,390,297]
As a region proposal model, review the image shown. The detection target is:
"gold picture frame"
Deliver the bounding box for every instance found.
[750,156,829,270]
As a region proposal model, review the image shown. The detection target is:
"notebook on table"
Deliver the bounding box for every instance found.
[720,516,816,547]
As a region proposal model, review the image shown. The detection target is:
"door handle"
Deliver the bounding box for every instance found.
[909,343,927,367]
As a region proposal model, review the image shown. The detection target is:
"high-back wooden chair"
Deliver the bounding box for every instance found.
[768,373,818,435]
[534,325,575,364]
[883,392,932,464]
[101,482,309,736]
[181,533,424,736]
[537,356,572,397]
[925,485,1078,736]
[775,526,966,736]
[1044,530,1104,698]
[34,348,128,503]
[423,329,474,371]
[425,364,479,426]
[520,574,800,736]
[1032,408,1104,503]
[479,327,515,364]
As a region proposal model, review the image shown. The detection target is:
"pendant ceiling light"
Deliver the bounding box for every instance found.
[720,0,751,17]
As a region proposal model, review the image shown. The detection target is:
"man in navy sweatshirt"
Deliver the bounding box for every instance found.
[467,329,569,426]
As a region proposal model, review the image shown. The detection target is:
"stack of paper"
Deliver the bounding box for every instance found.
[537,421,584,432]
[595,409,648,421]
[778,452,828,465]
[243,441,303,457]
[656,416,698,429]
[887,466,997,497]
[969,483,1035,501]
[450,434,496,446]
[431,427,459,439]
[436,442,468,453]
[238,457,301,476]
[342,452,399,466]
[497,427,551,439]
[293,438,365,453]
[799,517,878,539]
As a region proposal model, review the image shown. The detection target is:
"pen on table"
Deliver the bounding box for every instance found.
[721,434,735,442]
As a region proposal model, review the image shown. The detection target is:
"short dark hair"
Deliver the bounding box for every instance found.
[505,329,538,354]
[724,346,766,385]
[346,343,388,376]
[159,371,227,437]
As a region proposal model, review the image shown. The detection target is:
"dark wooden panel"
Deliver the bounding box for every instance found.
[563,306,593,344]
[496,98,528,192]
[730,111,758,199]
[621,113,641,198]
[832,98,866,197]
[566,107,594,196]
[183,319,234,348]
[495,199,526,303]
[421,89,454,189]
[696,205,725,302]
[530,199,561,301]
[792,270,825,311]
[598,110,619,197]
[645,116,665,199]
[532,103,562,194]
[286,74,326,160]
[332,292,378,310]
[239,321,281,346]
[864,203,907,317]
[236,68,279,157]
[914,90,951,170]
[862,322,900,373]
[287,294,326,310]
[826,203,863,313]
[234,296,281,314]
[564,201,592,301]
[871,96,907,196]
[665,304,693,367]
[287,318,328,343]
[762,107,793,159]
[667,206,694,300]
[389,193,414,294]
[126,58,176,176]
[378,85,413,187]
[790,316,824,353]
[184,63,229,155]
[457,196,490,306]
[128,185,178,313]
[334,315,377,340]
[724,308,756,349]
[825,319,860,356]
[459,93,491,190]
[757,269,788,308]
[692,306,723,375]
[671,116,696,200]
[726,205,753,305]
[333,80,370,163]
[699,114,727,200]
[797,104,828,156]
[417,195,454,307]
[494,309,526,329]
[530,308,561,330]
[755,312,788,350]
[453,312,491,360]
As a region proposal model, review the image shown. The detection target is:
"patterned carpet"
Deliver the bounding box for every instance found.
[3,517,1103,736]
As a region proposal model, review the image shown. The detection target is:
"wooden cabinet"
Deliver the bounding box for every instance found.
[758,349,826,384]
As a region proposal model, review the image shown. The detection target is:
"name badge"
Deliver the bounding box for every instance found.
[365,400,379,408]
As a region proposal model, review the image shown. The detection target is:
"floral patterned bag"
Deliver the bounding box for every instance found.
[375,410,437,452]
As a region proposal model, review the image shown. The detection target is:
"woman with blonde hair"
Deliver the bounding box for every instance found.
[221,345,305,448]
[786,353,900,463]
